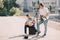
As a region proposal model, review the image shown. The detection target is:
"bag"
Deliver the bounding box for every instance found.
[29,25,37,35]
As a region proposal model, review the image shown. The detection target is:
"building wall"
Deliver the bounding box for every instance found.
[57,0,60,8]
[16,0,59,13]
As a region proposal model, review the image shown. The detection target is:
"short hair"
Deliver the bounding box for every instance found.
[39,3,44,7]
[26,14,30,17]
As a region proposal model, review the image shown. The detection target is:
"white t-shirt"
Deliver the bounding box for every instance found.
[39,7,49,20]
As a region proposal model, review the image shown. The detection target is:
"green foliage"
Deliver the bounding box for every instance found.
[0,0,19,16]
[9,7,16,16]
[4,0,18,10]
[0,0,4,8]
[0,8,8,16]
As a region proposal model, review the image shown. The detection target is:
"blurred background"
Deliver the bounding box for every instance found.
[0,0,60,22]
[0,0,60,40]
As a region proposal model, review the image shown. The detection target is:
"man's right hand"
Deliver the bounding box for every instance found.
[28,22,33,27]
[25,22,33,27]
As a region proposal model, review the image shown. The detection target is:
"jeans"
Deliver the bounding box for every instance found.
[37,19,48,34]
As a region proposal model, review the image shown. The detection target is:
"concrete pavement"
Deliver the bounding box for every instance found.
[0,16,60,40]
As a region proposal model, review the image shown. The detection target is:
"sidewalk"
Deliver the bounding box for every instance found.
[48,20,60,30]
[0,16,60,40]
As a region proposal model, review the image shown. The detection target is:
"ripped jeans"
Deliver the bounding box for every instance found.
[34,19,48,34]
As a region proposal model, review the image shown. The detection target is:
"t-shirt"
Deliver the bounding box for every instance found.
[26,17,34,23]
[39,7,49,19]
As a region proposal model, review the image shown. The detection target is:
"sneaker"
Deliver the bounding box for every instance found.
[42,34,46,37]
[24,34,28,39]
[24,36,28,39]
[38,32,40,34]
[37,31,41,36]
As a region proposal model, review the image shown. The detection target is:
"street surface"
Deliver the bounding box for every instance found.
[0,16,60,40]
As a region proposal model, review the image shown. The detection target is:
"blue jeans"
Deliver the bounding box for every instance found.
[36,19,48,34]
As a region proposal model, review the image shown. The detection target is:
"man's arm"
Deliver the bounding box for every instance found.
[33,17,37,24]
[42,12,49,18]
[46,12,49,17]
[42,8,49,18]
[38,13,40,20]
[45,8,49,17]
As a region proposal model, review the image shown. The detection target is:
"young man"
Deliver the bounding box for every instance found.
[24,14,37,35]
[37,3,49,37]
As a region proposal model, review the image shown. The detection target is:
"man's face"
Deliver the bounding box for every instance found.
[26,16,29,19]
[26,14,31,19]
[26,16,30,19]
[40,5,43,9]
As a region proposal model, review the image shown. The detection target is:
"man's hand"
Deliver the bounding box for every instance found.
[25,22,33,27]
[28,22,33,27]
[40,15,47,21]
[42,16,46,18]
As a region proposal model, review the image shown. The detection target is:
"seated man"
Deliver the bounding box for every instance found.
[24,14,37,35]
